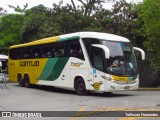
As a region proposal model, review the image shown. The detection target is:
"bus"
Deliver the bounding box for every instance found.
[8,32,145,95]
[0,54,8,73]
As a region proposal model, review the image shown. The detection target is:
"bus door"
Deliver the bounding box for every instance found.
[91,47,105,91]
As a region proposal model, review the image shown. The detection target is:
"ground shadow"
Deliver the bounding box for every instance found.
[9,82,135,98]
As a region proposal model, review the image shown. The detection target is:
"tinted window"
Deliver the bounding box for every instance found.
[9,40,84,60]
[68,40,84,60]
[91,47,104,71]
[23,48,30,59]
[9,48,23,60]
[33,47,41,58]
[82,38,100,61]
[42,44,53,58]
[53,42,65,57]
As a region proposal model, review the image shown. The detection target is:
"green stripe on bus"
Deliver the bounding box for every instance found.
[38,58,58,80]
[38,57,69,81]
[58,36,80,42]
[128,75,138,81]
[49,57,69,80]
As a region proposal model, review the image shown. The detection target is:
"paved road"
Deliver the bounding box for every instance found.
[0,82,160,120]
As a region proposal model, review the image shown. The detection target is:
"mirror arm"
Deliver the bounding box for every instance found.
[92,44,110,59]
[133,47,145,60]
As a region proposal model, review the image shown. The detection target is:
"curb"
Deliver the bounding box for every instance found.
[137,88,160,91]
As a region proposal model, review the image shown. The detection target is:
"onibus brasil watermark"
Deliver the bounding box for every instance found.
[1,112,42,118]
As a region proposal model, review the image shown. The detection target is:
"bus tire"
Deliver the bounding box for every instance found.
[75,78,89,95]
[24,75,31,88]
[18,74,24,87]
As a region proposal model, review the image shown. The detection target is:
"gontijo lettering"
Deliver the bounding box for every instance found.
[20,61,39,67]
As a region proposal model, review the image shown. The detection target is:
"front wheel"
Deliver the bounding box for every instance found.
[75,78,89,95]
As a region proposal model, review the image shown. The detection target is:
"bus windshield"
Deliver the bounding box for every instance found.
[102,41,138,76]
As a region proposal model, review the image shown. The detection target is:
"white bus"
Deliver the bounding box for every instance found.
[9,32,145,95]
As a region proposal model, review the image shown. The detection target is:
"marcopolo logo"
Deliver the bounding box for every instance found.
[70,62,83,67]
[20,61,39,67]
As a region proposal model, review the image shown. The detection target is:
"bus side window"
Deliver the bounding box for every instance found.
[24,49,29,59]
[82,38,100,61]
[9,49,16,60]
[54,49,62,57]
[42,44,52,58]
[9,48,22,60]
[29,48,34,58]
[54,42,65,57]
[16,48,22,59]
[35,52,39,58]
[70,48,80,57]
[68,40,84,60]
[10,48,23,60]
[91,47,104,71]
[33,47,40,58]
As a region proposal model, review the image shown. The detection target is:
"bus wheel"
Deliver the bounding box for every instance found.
[75,78,89,95]
[18,74,24,87]
[24,75,31,88]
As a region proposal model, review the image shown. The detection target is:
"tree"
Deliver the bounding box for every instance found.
[47,1,97,34]
[110,0,138,44]
[0,14,24,46]
[0,7,7,15]
[9,3,28,14]
[20,4,48,42]
[70,0,105,16]
[138,0,160,69]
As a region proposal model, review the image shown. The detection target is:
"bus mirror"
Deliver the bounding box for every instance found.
[133,47,145,60]
[92,44,110,59]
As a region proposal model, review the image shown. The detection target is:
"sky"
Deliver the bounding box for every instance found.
[1,0,143,13]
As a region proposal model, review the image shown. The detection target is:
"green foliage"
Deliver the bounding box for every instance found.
[0,0,145,47]
[0,7,7,15]
[0,0,145,52]
[20,5,48,42]
[9,3,28,14]
[0,14,24,46]
[138,0,160,69]
[140,0,160,36]
[111,0,139,43]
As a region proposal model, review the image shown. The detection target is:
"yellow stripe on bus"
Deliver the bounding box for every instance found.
[112,75,128,81]
[10,36,60,48]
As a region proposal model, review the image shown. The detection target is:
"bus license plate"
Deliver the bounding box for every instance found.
[124,86,130,90]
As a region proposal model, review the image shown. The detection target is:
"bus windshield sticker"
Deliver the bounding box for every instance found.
[120,42,124,47]
[93,69,96,74]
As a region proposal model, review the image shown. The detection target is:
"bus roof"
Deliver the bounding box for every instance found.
[0,54,8,61]
[10,32,130,49]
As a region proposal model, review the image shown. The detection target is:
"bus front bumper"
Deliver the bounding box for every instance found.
[104,79,139,92]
